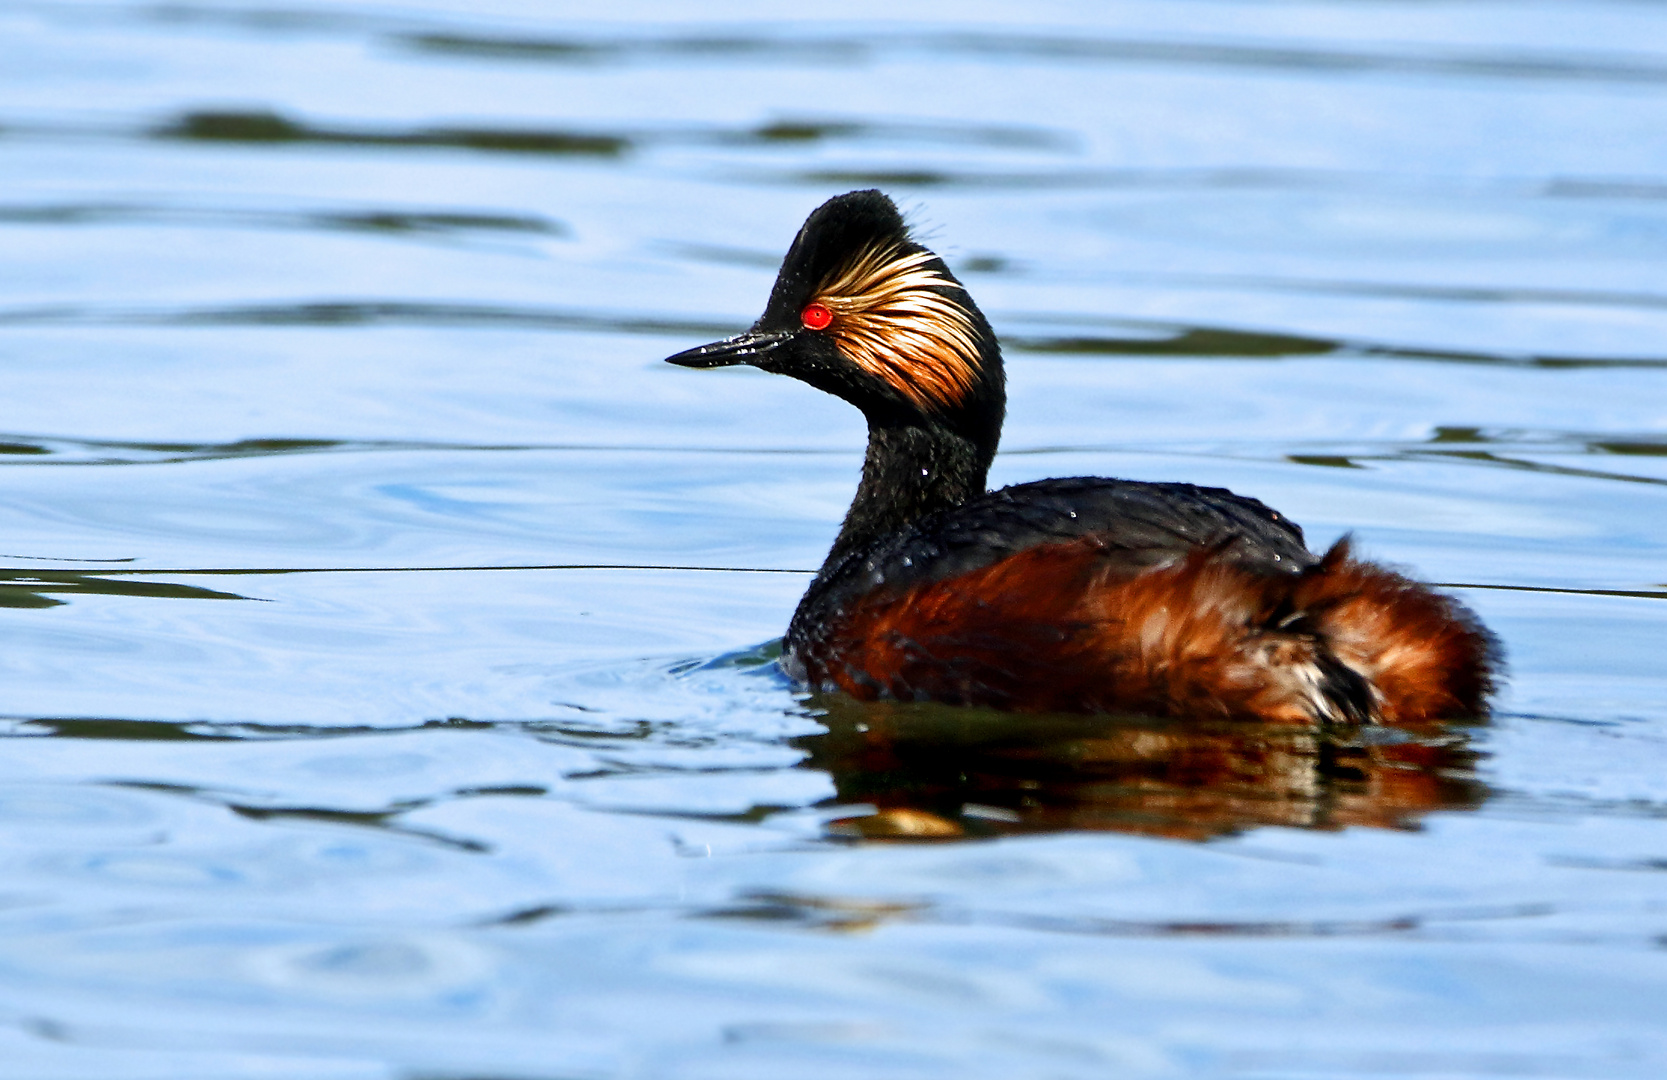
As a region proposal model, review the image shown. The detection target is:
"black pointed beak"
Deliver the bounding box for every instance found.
[664,330,792,369]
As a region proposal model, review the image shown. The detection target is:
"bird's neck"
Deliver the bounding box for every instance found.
[821,419,992,570]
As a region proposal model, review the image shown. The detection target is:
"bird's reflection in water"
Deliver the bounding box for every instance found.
[796,698,1485,842]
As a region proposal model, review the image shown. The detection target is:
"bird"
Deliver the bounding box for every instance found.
[666,190,1497,724]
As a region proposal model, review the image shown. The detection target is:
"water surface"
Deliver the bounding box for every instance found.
[3,2,1667,1077]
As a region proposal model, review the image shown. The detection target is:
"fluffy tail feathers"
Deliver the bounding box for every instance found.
[1286,538,1498,724]
[796,536,1500,723]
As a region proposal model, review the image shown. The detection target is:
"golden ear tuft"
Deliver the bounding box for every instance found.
[811,243,983,410]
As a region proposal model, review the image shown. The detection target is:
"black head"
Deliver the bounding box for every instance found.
[666,190,1005,455]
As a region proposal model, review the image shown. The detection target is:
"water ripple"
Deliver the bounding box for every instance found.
[0,200,566,243]
[0,299,738,338]
[398,28,1667,88]
[2,300,1662,368]
[0,571,253,610]
[154,109,629,156]
[4,108,1072,159]
[26,4,1667,91]
[705,890,1559,941]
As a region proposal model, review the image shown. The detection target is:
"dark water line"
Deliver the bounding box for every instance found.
[1,109,1071,157]
[23,0,398,36]
[944,31,1667,86]
[7,563,1656,600]
[109,779,498,851]
[0,299,743,338]
[152,109,628,155]
[1262,442,1667,488]
[687,170,1667,201]
[1397,451,1667,489]
[231,806,491,853]
[1,429,1660,468]
[1114,271,1667,315]
[17,171,1667,215]
[4,300,1662,370]
[25,3,1667,89]
[710,890,1558,939]
[0,435,862,466]
[738,162,1667,201]
[1004,328,1665,369]
[0,200,566,239]
[1008,430,1667,466]
[29,105,1667,207]
[933,906,1527,941]
[1027,443,1667,491]
[1437,582,1667,601]
[0,563,817,578]
[399,28,1667,89]
[0,571,257,607]
[1546,177,1667,202]
[2,715,501,742]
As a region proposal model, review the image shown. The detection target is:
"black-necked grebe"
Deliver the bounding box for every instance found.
[667,190,1496,723]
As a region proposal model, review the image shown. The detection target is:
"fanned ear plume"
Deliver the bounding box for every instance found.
[811,241,983,411]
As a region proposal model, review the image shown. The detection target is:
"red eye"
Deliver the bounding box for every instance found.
[800,302,833,331]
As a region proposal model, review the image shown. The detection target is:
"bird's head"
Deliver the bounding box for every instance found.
[666,190,1004,454]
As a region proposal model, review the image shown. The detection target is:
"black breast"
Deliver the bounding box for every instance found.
[786,476,1316,650]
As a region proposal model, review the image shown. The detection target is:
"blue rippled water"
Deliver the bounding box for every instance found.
[2,2,1666,1077]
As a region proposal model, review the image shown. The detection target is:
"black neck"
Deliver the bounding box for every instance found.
[821,418,993,570]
